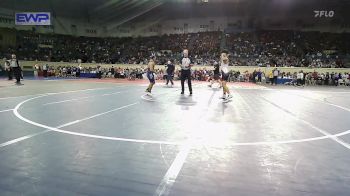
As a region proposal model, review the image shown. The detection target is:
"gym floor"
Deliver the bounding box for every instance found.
[1,78,350,196]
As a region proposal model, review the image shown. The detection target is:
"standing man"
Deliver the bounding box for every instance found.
[145,56,156,95]
[325,72,330,85]
[165,60,175,87]
[43,63,48,78]
[10,54,22,85]
[76,65,81,78]
[252,69,257,83]
[297,71,301,86]
[301,70,305,86]
[34,63,39,78]
[257,69,262,83]
[180,49,193,95]
[273,68,279,85]
[269,71,274,85]
[111,66,115,77]
[97,65,102,79]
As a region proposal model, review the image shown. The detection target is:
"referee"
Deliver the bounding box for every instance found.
[180,49,193,95]
[10,54,22,85]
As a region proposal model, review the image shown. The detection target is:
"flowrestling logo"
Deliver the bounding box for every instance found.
[314,10,334,18]
[15,12,51,25]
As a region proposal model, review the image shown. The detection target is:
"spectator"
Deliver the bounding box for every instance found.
[273,68,279,85]
[43,63,48,78]
[257,69,262,83]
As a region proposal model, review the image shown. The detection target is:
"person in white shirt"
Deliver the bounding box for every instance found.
[180,49,193,95]
[34,64,39,78]
[300,70,304,86]
[297,71,304,86]
[42,64,48,78]
[10,54,22,85]
[297,72,301,86]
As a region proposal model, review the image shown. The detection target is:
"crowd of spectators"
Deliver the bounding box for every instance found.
[1,29,349,68]
[32,62,350,87]
[1,31,221,65]
[247,69,350,86]
[226,31,349,68]
[1,28,349,89]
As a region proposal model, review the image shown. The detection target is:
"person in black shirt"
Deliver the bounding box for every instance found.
[111,66,115,76]
[208,60,221,88]
[97,66,102,79]
[165,60,175,87]
[76,65,81,77]
[325,72,329,85]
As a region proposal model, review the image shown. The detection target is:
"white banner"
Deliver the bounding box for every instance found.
[15,12,51,26]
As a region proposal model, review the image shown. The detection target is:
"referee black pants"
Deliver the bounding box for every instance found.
[13,67,21,83]
[181,69,192,93]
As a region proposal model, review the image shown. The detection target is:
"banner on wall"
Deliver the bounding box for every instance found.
[15,12,51,26]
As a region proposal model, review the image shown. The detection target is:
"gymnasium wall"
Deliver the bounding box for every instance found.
[0,28,16,48]
[0,7,106,37]
[108,16,350,37]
